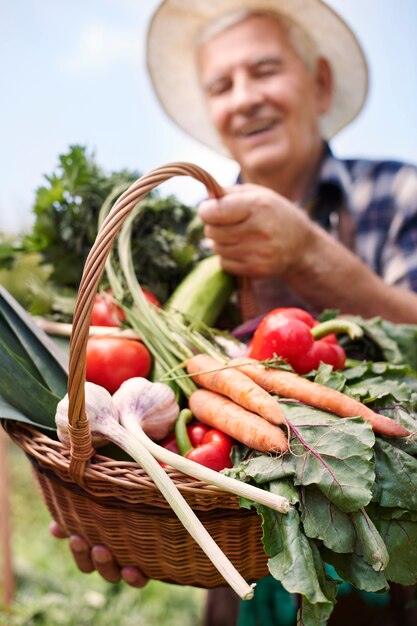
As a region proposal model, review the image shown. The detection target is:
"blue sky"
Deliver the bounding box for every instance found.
[1,0,417,233]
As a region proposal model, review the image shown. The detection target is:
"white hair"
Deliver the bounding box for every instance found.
[196,9,319,72]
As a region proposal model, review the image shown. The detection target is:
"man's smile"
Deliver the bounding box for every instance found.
[236,117,279,138]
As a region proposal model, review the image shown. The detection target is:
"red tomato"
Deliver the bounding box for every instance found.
[91,289,160,328]
[86,336,152,393]
[142,288,161,308]
[91,292,125,327]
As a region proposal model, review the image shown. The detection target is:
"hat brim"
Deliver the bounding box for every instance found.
[146,0,369,157]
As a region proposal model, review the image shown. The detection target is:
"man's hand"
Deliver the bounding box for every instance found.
[198,184,313,279]
[50,521,148,588]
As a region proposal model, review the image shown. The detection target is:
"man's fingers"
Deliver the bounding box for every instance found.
[91,545,122,583]
[204,224,242,245]
[198,196,251,225]
[69,535,95,574]
[49,520,68,539]
[121,566,149,588]
[52,520,149,588]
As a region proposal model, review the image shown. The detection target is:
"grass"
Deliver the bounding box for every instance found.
[1,442,206,626]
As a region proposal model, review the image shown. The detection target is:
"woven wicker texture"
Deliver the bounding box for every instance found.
[5,163,267,587]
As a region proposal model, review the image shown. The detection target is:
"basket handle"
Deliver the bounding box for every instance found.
[67,162,254,482]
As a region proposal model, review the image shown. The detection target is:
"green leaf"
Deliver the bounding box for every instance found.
[342,316,417,370]
[281,403,375,512]
[258,482,337,625]
[301,489,388,580]
[368,505,417,585]
[231,404,376,513]
[373,439,417,510]
[0,336,61,428]
[301,486,356,553]
[0,397,56,431]
[350,508,389,572]
[313,364,347,392]
[298,595,336,626]
[0,311,44,382]
[0,285,68,396]
[322,548,388,593]
[343,362,416,408]
[0,286,67,428]
[230,405,376,515]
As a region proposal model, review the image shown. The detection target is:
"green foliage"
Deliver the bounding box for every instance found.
[0,235,24,269]
[24,145,141,290]
[0,286,68,430]
[341,315,417,371]
[227,356,417,625]
[121,194,208,304]
[9,144,208,317]
[0,232,51,309]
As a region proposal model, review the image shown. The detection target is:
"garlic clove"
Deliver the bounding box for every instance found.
[112,377,180,441]
[55,382,118,448]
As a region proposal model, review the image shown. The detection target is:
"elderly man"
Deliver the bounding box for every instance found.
[146,3,417,325]
[52,1,417,624]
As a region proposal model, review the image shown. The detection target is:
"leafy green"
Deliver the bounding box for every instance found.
[367,505,417,585]
[226,339,417,625]
[19,145,209,318]
[24,145,141,290]
[0,286,68,429]
[301,486,356,553]
[232,403,376,512]
[341,315,417,371]
[0,333,62,428]
[108,194,209,304]
[372,439,417,510]
[0,286,68,394]
[254,482,337,624]
[322,548,388,593]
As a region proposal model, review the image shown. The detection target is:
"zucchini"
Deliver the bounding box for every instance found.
[165,255,235,326]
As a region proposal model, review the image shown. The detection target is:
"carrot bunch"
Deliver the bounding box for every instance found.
[185,354,409,454]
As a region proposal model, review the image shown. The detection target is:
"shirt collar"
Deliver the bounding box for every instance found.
[315,143,353,202]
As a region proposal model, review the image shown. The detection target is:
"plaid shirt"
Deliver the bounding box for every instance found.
[313,144,417,292]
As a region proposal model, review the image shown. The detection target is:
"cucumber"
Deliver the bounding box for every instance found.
[165,255,235,326]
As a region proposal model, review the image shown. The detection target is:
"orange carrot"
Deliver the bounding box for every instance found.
[186,353,286,427]
[230,358,410,439]
[188,388,288,453]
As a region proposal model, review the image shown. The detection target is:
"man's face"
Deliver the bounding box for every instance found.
[197,14,330,183]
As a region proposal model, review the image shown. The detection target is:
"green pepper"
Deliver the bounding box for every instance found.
[175,409,234,472]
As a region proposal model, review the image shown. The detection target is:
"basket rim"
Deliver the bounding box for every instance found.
[4,420,246,511]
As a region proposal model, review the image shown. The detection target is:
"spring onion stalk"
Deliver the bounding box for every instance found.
[104,424,256,599]
[56,383,256,600]
[112,207,230,398]
[98,181,139,304]
[122,412,290,514]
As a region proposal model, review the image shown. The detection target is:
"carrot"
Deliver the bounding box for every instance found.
[186,353,286,427]
[188,388,288,453]
[230,358,410,439]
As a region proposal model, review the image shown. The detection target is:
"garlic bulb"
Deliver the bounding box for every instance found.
[55,382,118,448]
[112,377,179,441]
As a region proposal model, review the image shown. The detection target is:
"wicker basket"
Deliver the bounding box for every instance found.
[5,163,268,588]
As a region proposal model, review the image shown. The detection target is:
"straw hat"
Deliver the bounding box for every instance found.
[146,0,368,157]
